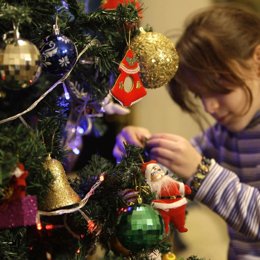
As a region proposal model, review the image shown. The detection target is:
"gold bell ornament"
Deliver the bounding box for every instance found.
[131,28,179,89]
[41,155,81,211]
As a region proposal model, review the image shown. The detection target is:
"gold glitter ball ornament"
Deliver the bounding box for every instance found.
[41,155,81,211]
[130,28,179,89]
[0,39,42,89]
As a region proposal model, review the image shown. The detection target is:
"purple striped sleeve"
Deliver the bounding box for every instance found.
[194,160,260,240]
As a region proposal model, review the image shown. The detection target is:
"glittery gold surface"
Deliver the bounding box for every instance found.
[0,39,41,89]
[41,156,81,211]
[131,30,179,89]
[162,252,177,260]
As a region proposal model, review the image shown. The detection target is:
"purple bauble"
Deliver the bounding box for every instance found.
[40,34,78,75]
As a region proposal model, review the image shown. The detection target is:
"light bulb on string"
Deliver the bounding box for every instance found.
[72,147,80,155]
[67,132,82,153]
[76,126,84,135]
[78,115,92,136]
[62,82,70,100]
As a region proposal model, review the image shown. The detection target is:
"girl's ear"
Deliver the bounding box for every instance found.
[252,45,260,77]
[253,44,260,64]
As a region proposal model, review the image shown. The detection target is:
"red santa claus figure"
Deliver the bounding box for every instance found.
[142,160,191,234]
[10,163,29,200]
[110,48,147,107]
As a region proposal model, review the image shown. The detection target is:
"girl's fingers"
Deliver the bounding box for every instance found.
[147,137,178,153]
[149,146,176,162]
[113,126,152,162]
[149,133,182,141]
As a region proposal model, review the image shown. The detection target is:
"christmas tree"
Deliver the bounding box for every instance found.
[0,0,202,259]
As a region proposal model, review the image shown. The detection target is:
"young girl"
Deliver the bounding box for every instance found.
[113,4,260,260]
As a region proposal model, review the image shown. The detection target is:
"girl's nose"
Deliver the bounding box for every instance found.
[202,97,219,114]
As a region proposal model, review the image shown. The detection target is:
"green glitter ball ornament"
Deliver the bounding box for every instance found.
[115,204,164,252]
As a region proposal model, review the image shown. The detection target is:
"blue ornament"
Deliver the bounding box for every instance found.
[40,33,78,75]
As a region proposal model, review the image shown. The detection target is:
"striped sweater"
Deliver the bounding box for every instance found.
[191,115,260,260]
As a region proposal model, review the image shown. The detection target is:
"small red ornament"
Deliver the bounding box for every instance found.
[110,48,147,107]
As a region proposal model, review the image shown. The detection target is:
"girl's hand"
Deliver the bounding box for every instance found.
[113,126,151,162]
[146,133,202,180]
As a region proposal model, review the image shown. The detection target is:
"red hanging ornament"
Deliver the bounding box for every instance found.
[101,0,141,12]
[101,0,142,25]
[110,48,147,107]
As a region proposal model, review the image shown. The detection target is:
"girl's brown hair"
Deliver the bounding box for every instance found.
[168,4,260,126]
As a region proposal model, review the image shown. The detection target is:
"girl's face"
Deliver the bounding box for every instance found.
[200,58,260,132]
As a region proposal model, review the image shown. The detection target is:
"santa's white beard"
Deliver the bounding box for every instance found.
[148,175,178,197]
